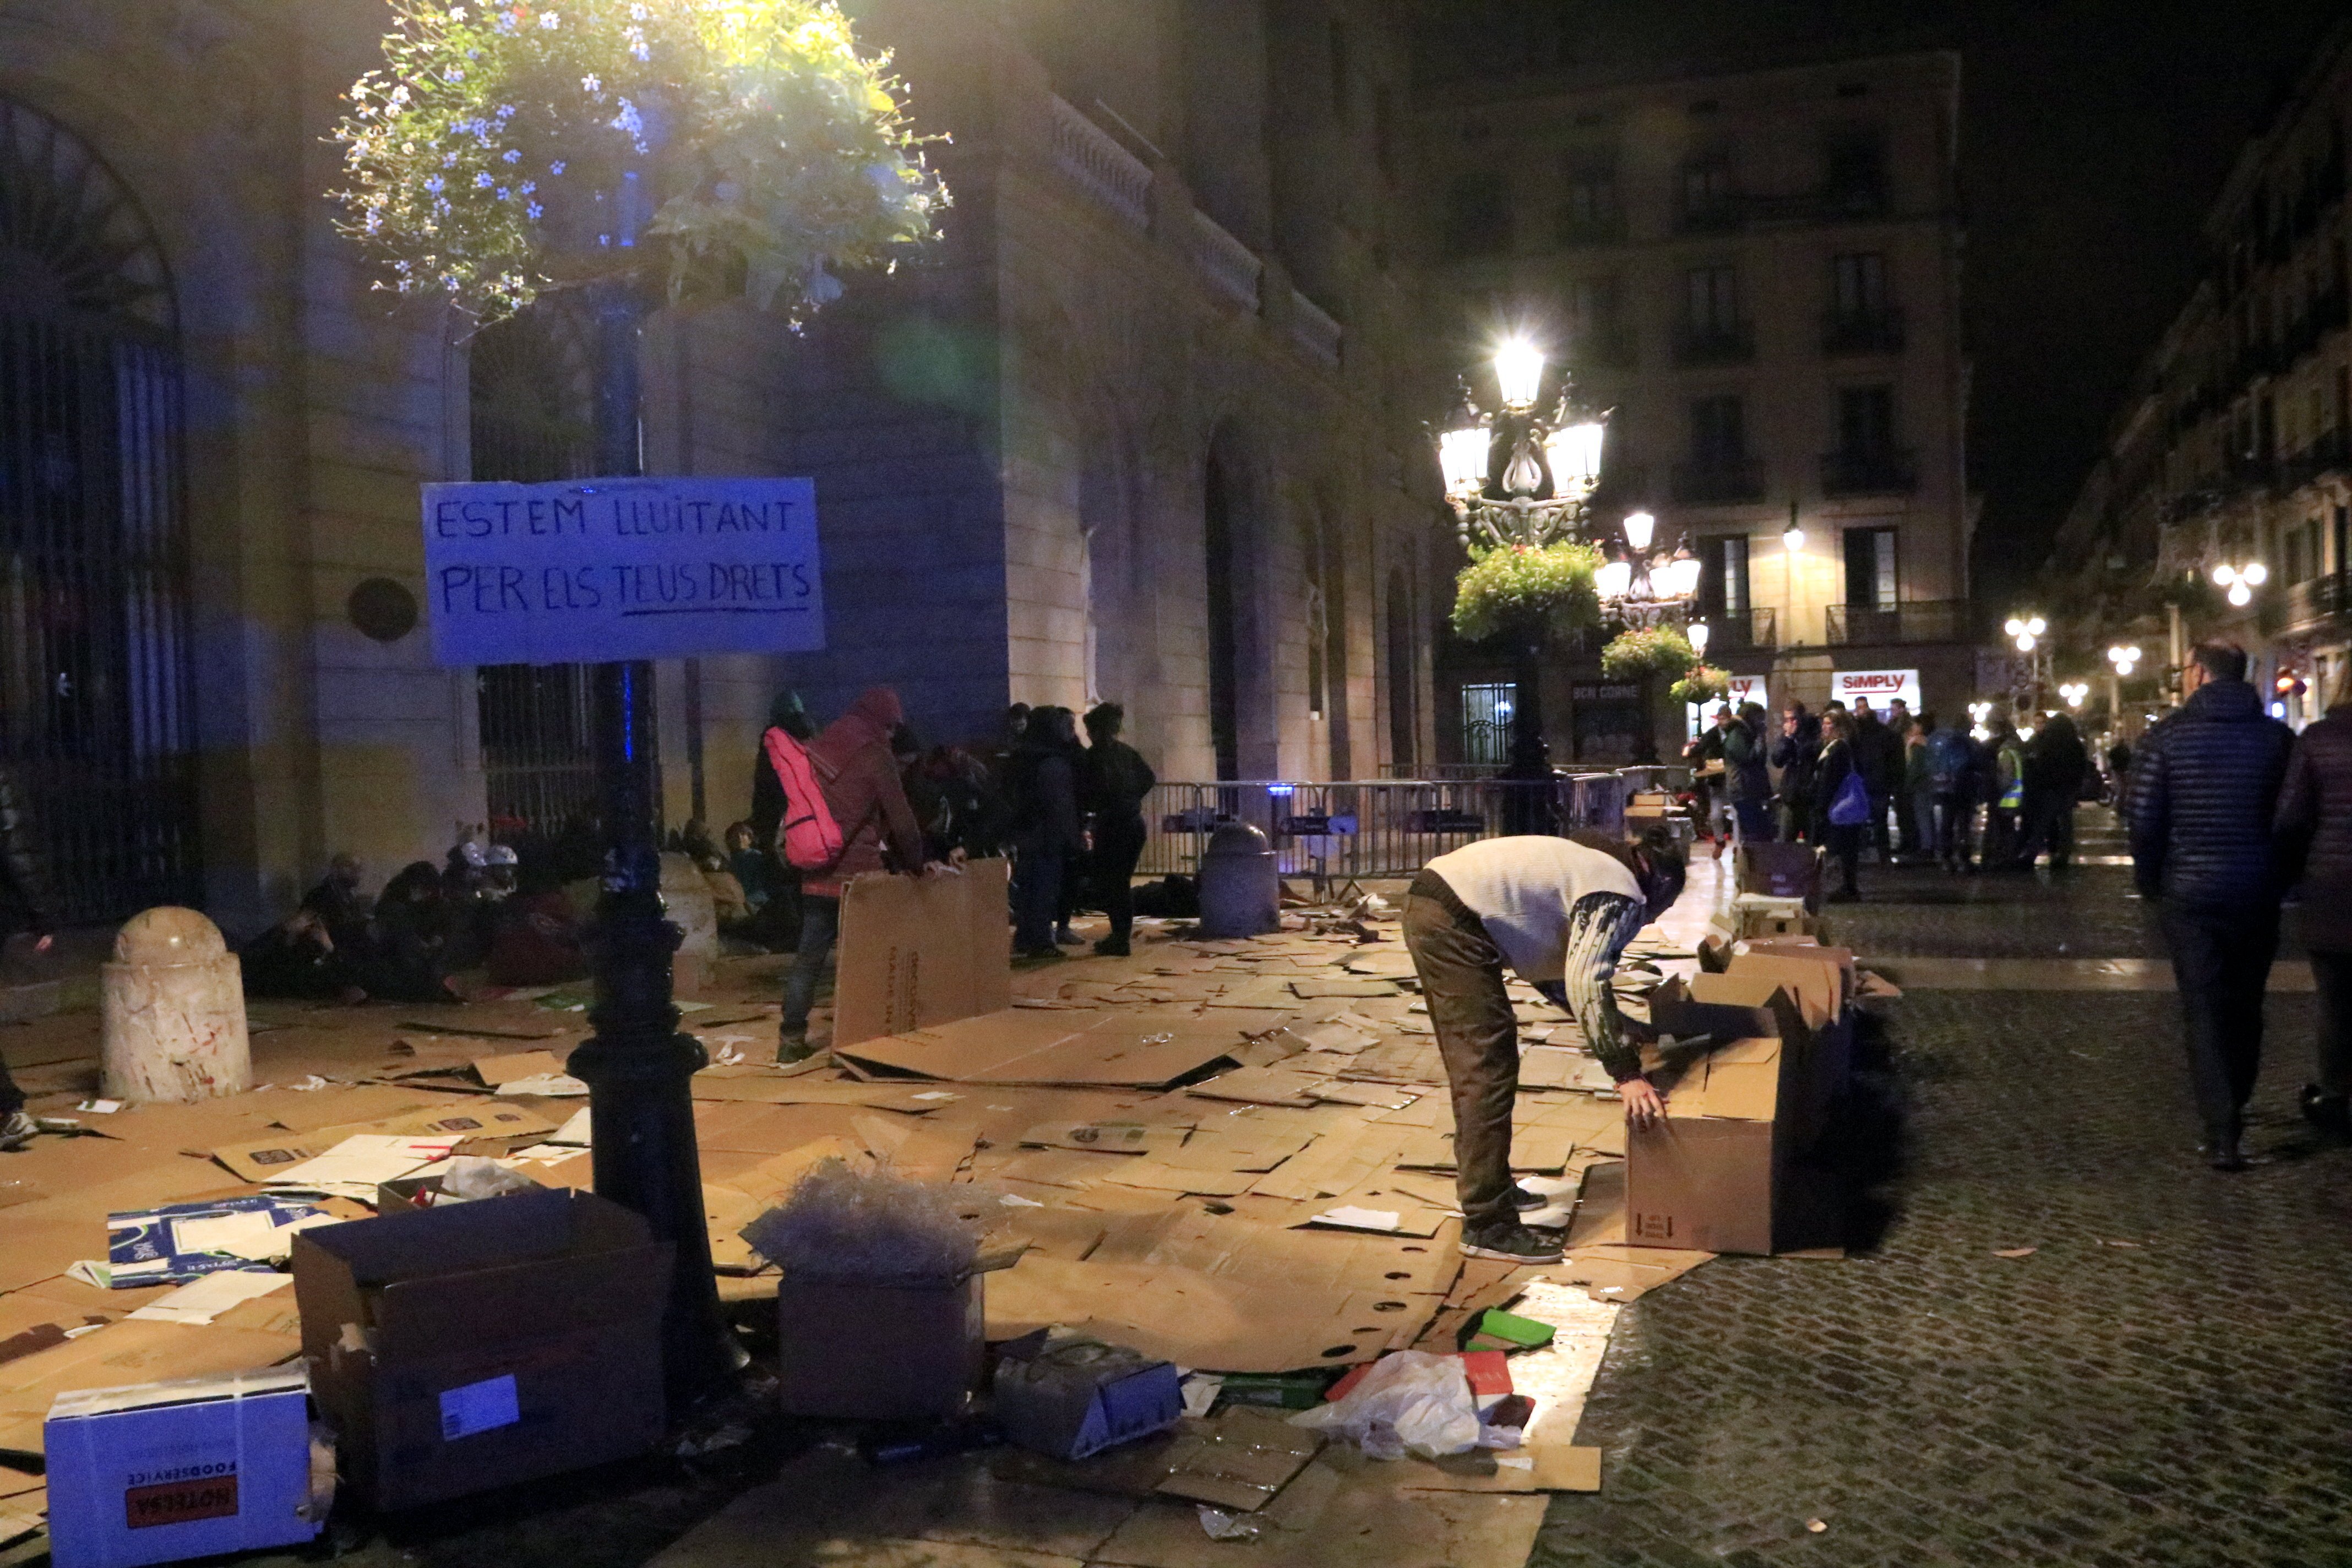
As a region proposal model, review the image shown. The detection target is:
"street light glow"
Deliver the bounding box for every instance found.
[1662,549,1703,601]
[1595,558,1634,602]
[1622,509,1656,552]
[1689,620,1711,655]
[1493,337,1545,409]
[1782,525,1805,552]
[1438,426,1488,497]
[1543,420,1605,491]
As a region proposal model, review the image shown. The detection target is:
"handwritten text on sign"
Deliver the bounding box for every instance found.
[419,477,825,666]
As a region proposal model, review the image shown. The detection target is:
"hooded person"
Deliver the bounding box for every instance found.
[777,686,931,1059]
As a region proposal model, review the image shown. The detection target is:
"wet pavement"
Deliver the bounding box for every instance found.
[1541,809,2352,1566]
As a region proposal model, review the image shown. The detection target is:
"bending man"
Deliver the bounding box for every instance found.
[1405,830,1685,1264]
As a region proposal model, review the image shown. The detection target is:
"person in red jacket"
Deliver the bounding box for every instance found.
[777,687,931,1059]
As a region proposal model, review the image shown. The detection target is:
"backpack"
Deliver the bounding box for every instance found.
[1827,768,1871,826]
[1925,728,1970,792]
[763,726,845,872]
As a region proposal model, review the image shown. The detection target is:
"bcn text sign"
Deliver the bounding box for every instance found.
[418,477,825,666]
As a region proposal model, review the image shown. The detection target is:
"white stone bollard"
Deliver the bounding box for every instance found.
[101,907,251,1104]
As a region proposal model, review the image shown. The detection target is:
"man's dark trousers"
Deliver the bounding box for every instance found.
[1402,880,1518,1230]
[2159,901,2280,1147]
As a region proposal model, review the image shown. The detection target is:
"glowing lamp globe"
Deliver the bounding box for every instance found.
[1439,426,1490,497]
[1493,339,1545,410]
[1621,510,1657,551]
[1544,421,1605,492]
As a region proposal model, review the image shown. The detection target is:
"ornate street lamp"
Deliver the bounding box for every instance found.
[1438,337,1608,553]
[2212,558,2268,607]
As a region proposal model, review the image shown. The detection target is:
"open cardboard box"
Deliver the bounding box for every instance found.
[1625,1032,1839,1256]
[291,1188,670,1511]
[776,1273,983,1423]
[1734,841,1822,907]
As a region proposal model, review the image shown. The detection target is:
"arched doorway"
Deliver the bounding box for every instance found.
[467,306,645,839]
[0,100,198,922]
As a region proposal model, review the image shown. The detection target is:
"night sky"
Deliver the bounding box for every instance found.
[1417,0,2346,614]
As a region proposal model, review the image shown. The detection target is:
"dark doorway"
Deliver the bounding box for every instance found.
[1205,451,1240,781]
[1386,569,1415,773]
[0,100,199,923]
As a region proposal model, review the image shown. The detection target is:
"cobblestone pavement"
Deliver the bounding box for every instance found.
[1543,815,2352,1566]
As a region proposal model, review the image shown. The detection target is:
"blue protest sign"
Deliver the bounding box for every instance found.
[419,476,825,666]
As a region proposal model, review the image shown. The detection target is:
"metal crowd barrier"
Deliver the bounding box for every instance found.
[1135,771,1670,885]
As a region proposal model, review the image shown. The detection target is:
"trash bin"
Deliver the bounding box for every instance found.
[1197,823,1280,938]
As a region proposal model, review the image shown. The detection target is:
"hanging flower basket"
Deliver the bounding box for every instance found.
[1599,624,1700,683]
[329,0,947,322]
[1668,663,1732,706]
[1450,541,1604,645]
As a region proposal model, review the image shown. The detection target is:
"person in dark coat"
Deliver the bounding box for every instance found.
[1009,705,1086,959]
[365,861,461,1004]
[301,853,372,955]
[2127,643,2296,1170]
[2272,678,2352,1140]
[1813,709,1864,901]
[1771,703,1822,843]
[1723,702,1773,843]
[2016,711,2092,870]
[1082,703,1158,956]
[1850,700,1903,863]
[0,759,53,1147]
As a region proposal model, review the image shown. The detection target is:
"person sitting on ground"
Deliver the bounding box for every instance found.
[364,860,461,1004]
[241,907,367,1003]
[485,861,589,987]
[1404,829,1685,1265]
[725,821,771,911]
[301,853,371,954]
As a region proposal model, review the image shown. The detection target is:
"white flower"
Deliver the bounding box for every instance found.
[581,73,601,95]
[539,10,559,28]
[628,2,647,16]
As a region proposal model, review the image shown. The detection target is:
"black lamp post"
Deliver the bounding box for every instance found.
[560,271,739,1408]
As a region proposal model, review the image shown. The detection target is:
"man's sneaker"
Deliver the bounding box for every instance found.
[1460,1222,1563,1264]
[777,1029,814,1065]
[1511,1184,1551,1211]
[1055,927,1086,946]
[2203,1135,2251,1173]
[1093,939,1131,957]
[2300,1085,2352,1140]
[0,1108,37,1152]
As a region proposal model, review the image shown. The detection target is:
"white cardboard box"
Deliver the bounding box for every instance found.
[45,1366,328,1568]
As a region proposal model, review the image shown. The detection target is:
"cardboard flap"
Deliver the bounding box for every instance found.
[295,1189,651,1286]
[1722,954,1843,1028]
[1694,1058,1782,1122]
[371,1240,673,1352]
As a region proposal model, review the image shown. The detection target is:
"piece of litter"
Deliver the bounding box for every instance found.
[496,1072,590,1097]
[710,1044,745,1067]
[1309,1205,1402,1233]
[75,1098,123,1114]
[1142,1033,1175,1044]
[913,1091,960,1102]
[998,1193,1045,1208]
[1180,1374,1224,1419]
[1496,1455,1534,1471]
[1992,1248,2037,1259]
[288,1075,331,1091]
[1807,1518,1828,1533]
[1196,1507,1261,1542]
[2103,1239,2141,1249]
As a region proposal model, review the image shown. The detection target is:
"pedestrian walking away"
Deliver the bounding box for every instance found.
[2017,711,2090,870]
[1081,703,1156,957]
[776,687,932,1060]
[2127,643,2294,1170]
[2271,672,2352,1140]
[1923,715,1977,870]
[1403,831,1685,1265]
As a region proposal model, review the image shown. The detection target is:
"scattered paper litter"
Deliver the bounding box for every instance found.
[128,1270,296,1325]
[260,1134,461,1201]
[1807,1518,1829,1533]
[1181,1374,1224,1418]
[1196,1506,1261,1542]
[548,1107,593,1146]
[288,1075,333,1091]
[75,1097,122,1114]
[1308,1205,1403,1233]
[496,1072,590,1097]
[1992,1247,2037,1259]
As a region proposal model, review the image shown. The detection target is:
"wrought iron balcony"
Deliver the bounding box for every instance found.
[1672,455,1766,505]
[1698,605,1778,651]
[1822,307,1905,356]
[2283,573,2352,634]
[1673,319,1755,366]
[1820,447,1919,497]
[1825,599,1968,646]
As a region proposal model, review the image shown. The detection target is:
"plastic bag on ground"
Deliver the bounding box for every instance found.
[739,1158,979,1284]
[1287,1351,1479,1460]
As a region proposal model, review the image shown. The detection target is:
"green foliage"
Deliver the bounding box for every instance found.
[1668,663,1730,706]
[1600,624,1700,683]
[1450,542,1603,645]
[329,0,946,322]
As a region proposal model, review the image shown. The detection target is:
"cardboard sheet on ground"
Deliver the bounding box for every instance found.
[1398,1442,1603,1493]
[837,1009,1241,1089]
[986,1253,1430,1373]
[1091,1208,1458,1298]
[831,858,1014,1049]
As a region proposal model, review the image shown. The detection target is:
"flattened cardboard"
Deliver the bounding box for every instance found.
[470,1050,565,1086]
[1399,1441,1602,1493]
[291,1189,669,1510]
[831,858,1014,1049]
[0,1321,302,1460]
[1152,1408,1323,1510]
[1183,1066,1328,1108]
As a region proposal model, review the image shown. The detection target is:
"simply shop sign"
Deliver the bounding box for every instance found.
[1832,668,1921,712]
[419,477,825,666]
[1686,675,1770,734]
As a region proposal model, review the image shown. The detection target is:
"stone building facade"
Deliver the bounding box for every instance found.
[2052,20,2352,732]
[1412,48,1974,760]
[0,0,1441,932]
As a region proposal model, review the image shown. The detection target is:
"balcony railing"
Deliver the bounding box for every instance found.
[1189,208,1262,310]
[1049,96,1150,230]
[2284,573,2352,634]
[2280,427,2352,493]
[1825,599,1968,646]
[1822,307,1905,356]
[1672,455,1766,505]
[1698,605,1778,652]
[1673,319,1756,366]
[1820,447,1920,497]
[1289,288,1341,366]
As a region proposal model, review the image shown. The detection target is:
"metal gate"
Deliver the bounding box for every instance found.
[0,100,199,924]
[467,304,654,837]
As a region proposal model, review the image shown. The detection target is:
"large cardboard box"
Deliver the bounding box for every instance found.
[831,857,1014,1049]
[292,1189,671,1511]
[1625,1035,1836,1256]
[775,1273,983,1423]
[1734,842,1822,907]
[45,1366,325,1568]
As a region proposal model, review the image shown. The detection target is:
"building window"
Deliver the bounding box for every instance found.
[1832,252,1888,315]
[1838,384,1897,454]
[1446,172,1510,258]
[1687,265,1739,333]
[1824,129,1886,213]
[1692,393,1746,461]
[1678,156,1736,230]
[1698,534,1750,619]
[1842,525,1899,609]
[2335,504,2349,578]
[1561,155,1620,241]
[1462,682,1517,765]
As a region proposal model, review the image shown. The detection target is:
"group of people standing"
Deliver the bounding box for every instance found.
[1687,694,2098,899]
[995,703,1157,963]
